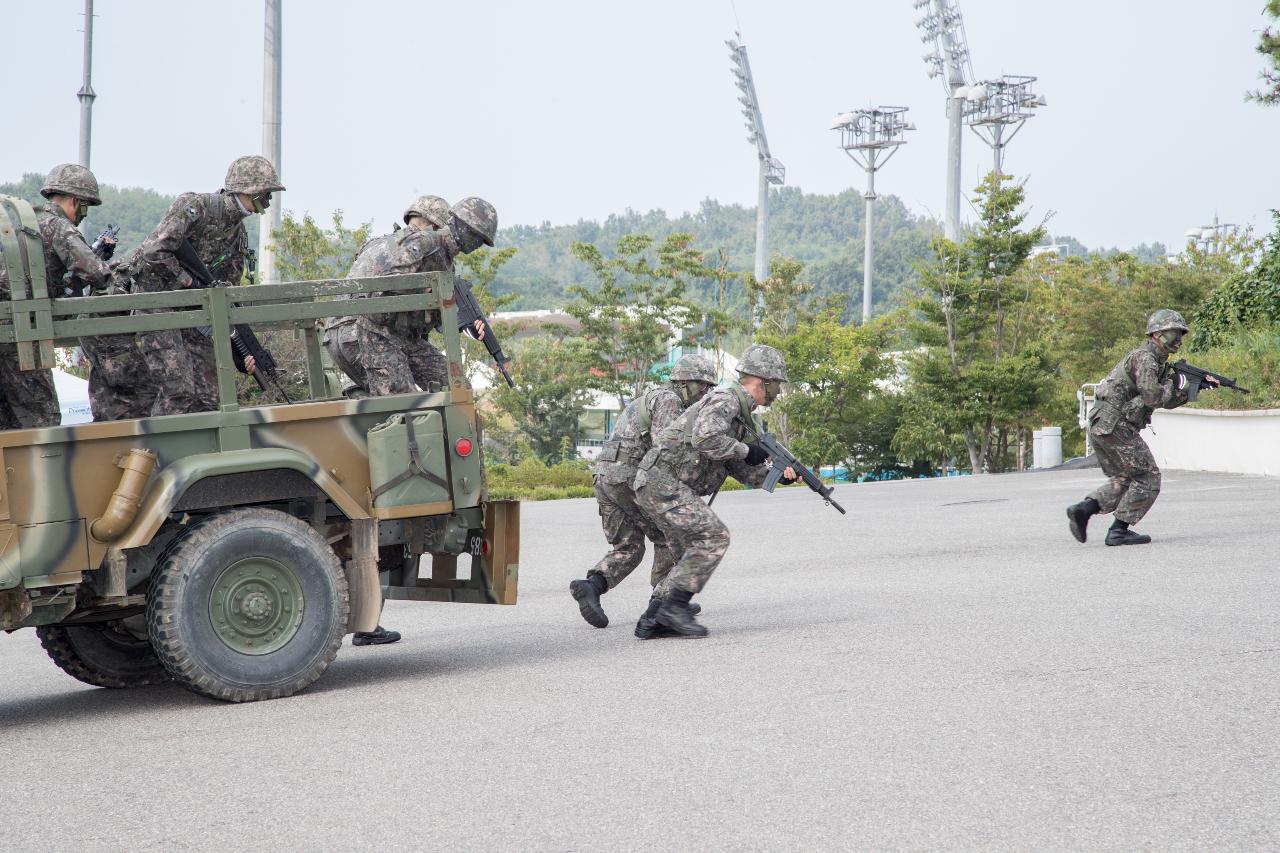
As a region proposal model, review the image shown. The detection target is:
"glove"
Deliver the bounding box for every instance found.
[744,444,768,465]
[99,241,116,261]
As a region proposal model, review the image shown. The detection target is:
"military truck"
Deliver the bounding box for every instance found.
[0,196,519,702]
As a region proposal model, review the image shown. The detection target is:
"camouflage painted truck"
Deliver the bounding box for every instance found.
[0,196,519,702]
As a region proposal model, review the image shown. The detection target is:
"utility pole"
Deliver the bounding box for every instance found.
[831,107,914,323]
[915,0,974,242]
[715,249,728,380]
[258,0,284,283]
[727,34,785,285]
[77,0,96,169]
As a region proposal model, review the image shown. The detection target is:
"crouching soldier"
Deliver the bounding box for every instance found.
[569,354,718,628]
[630,344,796,638]
[1066,309,1212,546]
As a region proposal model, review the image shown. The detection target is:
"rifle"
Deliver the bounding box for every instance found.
[453,278,514,387]
[174,239,294,403]
[62,223,120,296]
[754,432,847,515]
[1171,359,1250,403]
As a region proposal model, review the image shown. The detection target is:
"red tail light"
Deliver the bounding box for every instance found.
[455,437,473,457]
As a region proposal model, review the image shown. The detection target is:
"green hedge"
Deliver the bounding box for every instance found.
[1186,326,1280,410]
[485,456,751,501]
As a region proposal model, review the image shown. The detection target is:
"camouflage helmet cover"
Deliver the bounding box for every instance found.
[404,195,450,228]
[40,164,102,205]
[737,343,788,382]
[670,353,716,384]
[1146,308,1189,335]
[224,155,286,195]
[451,197,497,246]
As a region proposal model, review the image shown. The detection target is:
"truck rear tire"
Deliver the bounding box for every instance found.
[37,617,170,689]
[146,508,349,703]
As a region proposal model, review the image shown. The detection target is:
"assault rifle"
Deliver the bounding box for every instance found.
[1171,359,1250,403]
[62,223,119,296]
[755,432,847,515]
[454,278,514,387]
[174,239,293,403]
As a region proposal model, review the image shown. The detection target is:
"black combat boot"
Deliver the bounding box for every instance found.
[655,588,708,638]
[569,573,609,628]
[1105,519,1151,546]
[352,625,401,646]
[1066,498,1100,543]
[634,596,665,639]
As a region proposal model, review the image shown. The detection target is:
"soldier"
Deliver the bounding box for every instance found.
[630,344,797,639]
[569,354,718,629]
[325,196,495,399]
[1066,309,1212,546]
[130,155,284,415]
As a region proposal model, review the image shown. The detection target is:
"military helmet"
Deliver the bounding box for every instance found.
[224,155,286,195]
[404,195,450,228]
[1146,308,1189,335]
[451,197,497,247]
[737,343,788,382]
[40,164,101,206]
[670,354,716,384]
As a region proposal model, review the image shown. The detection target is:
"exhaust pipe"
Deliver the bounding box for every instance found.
[90,449,158,543]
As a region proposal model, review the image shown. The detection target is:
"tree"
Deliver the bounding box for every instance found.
[271,211,371,282]
[487,334,593,464]
[899,173,1051,473]
[455,246,519,385]
[1193,212,1280,348]
[1249,0,1280,105]
[564,233,705,407]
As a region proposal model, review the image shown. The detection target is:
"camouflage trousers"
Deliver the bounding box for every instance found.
[0,343,60,429]
[325,317,447,398]
[81,334,158,421]
[590,475,679,590]
[1088,419,1162,525]
[138,328,219,416]
[633,473,729,597]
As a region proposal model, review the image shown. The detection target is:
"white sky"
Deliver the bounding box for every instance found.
[5,0,1278,249]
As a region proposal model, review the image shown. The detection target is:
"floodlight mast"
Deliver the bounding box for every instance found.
[832,107,914,322]
[914,0,974,242]
[961,75,1045,174]
[727,35,785,285]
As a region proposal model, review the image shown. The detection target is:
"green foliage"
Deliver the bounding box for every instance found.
[271,211,371,282]
[487,334,593,464]
[1192,212,1280,348]
[1181,325,1280,410]
[485,456,594,500]
[565,233,706,404]
[1249,0,1280,104]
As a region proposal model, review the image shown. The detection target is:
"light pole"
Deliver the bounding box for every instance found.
[258,0,284,283]
[77,0,96,169]
[1185,215,1238,254]
[914,0,974,242]
[727,35,785,285]
[960,75,1045,175]
[831,107,914,322]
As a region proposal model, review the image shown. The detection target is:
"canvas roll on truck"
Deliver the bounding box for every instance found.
[0,195,519,702]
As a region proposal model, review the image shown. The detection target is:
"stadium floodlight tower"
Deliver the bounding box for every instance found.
[727,34,785,284]
[831,107,914,322]
[914,0,975,242]
[960,75,1046,174]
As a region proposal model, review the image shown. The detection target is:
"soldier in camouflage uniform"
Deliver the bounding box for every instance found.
[630,344,797,638]
[1066,309,1213,546]
[129,155,284,415]
[569,354,717,629]
[29,164,160,422]
[325,196,495,399]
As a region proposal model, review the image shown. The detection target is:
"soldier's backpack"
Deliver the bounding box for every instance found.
[0,195,55,370]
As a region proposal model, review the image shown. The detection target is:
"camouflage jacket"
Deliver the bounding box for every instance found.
[332,226,458,339]
[38,202,112,292]
[635,382,768,496]
[130,192,249,292]
[1093,339,1189,427]
[595,385,685,485]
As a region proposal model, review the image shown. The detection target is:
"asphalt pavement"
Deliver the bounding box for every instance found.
[2,468,1278,851]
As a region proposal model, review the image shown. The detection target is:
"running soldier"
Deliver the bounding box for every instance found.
[569,354,717,629]
[1066,309,1214,546]
[129,155,284,415]
[630,344,796,638]
[325,196,494,399]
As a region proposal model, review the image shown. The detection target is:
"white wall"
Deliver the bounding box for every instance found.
[1144,408,1280,476]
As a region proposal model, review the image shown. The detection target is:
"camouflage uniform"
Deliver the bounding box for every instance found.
[1086,338,1188,524]
[324,226,458,396]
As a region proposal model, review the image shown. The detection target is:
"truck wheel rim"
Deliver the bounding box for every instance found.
[208,557,305,656]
